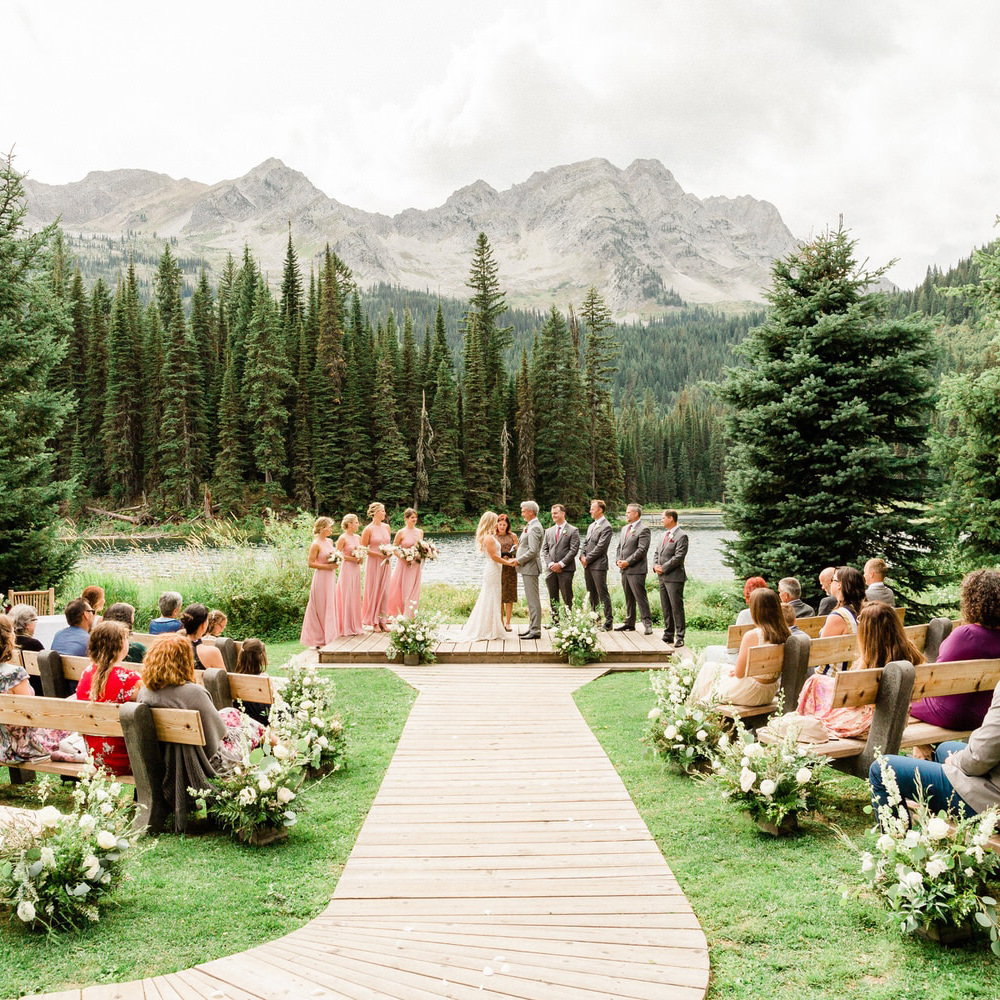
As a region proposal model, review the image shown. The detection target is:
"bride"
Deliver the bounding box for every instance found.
[458,511,514,641]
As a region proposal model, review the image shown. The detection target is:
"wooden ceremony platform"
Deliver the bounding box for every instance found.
[26,662,707,1000]
[319,625,674,666]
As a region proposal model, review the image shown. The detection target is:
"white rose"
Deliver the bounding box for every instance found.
[965,867,975,877]
[238,786,257,806]
[759,779,777,797]
[96,830,117,850]
[876,833,896,852]
[83,854,101,879]
[718,733,730,749]
[903,830,921,848]
[78,814,96,835]
[94,789,109,803]
[17,900,36,923]
[273,743,290,760]
[663,725,678,740]
[40,846,56,868]
[925,858,949,879]
[902,870,923,889]
[258,776,272,792]
[100,801,113,815]
[740,768,757,793]
[926,816,951,841]
[312,716,324,727]
[277,786,295,804]
[317,736,329,748]
[38,806,62,830]
[795,767,812,785]
[744,742,761,757]
[696,730,708,742]
[299,699,313,711]
[861,852,875,873]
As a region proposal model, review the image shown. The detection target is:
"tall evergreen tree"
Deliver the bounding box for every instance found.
[84,278,111,496]
[515,348,536,501]
[370,355,413,509]
[460,314,494,510]
[427,359,464,516]
[0,153,76,589]
[399,309,420,454]
[718,226,936,599]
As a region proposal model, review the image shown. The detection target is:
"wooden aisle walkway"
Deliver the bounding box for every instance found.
[26,664,708,1000]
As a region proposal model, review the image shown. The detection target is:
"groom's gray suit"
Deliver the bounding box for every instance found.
[515,513,545,637]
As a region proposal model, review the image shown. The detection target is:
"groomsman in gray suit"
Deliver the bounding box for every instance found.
[615,503,653,634]
[653,509,688,648]
[542,503,580,626]
[515,500,545,639]
[580,498,613,631]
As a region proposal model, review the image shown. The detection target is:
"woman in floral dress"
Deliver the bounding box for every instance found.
[387,508,424,619]
[361,502,392,631]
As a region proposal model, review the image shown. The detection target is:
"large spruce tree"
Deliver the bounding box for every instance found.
[718,227,936,599]
[0,154,76,590]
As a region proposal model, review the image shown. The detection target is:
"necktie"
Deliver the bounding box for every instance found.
[555,525,561,543]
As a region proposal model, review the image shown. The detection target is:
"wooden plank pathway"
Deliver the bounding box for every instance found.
[319,626,673,666]
[24,663,708,1000]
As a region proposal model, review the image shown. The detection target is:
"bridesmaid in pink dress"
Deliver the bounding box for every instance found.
[335,513,364,636]
[300,517,339,647]
[361,501,392,631]
[387,507,424,619]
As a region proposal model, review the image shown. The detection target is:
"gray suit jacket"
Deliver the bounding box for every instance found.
[582,518,613,572]
[542,522,580,576]
[944,682,1000,812]
[616,522,650,577]
[653,528,688,583]
[515,518,544,576]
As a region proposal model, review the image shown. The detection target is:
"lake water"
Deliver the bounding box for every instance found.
[74,516,736,587]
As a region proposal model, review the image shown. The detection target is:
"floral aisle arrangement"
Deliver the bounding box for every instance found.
[550,604,604,666]
[271,660,347,776]
[0,767,145,931]
[849,756,1000,950]
[646,654,726,773]
[189,745,302,846]
[386,610,444,664]
[712,720,832,835]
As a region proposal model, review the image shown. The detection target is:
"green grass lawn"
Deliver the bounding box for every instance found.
[574,670,1000,1000]
[0,668,416,999]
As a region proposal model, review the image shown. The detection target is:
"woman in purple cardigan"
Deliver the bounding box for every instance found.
[910,569,1000,731]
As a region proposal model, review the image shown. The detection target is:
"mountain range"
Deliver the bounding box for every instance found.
[23,157,800,315]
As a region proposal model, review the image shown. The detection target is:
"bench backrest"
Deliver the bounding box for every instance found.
[727,605,907,650]
[131,634,240,671]
[7,587,55,615]
[9,648,41,676]
[805,618,954,673]
[909,658,1000,701]
[202,667,274,710]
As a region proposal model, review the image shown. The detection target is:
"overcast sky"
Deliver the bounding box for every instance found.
[4,0,998,288]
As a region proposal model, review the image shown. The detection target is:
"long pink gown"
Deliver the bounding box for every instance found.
[300,537,339,646]
[335,534,364,636]
[387,527,423,619]
[361,522,392,627]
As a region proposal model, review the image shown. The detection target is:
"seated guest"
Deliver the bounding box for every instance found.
[869,682,1000,826]
[81,585,106,623]
[178,603,226,671]
[75,620,142,775]
[778,577,814,619]
[819,566,865,638]
[782,604,803,635]
[0,615,67,764]
[766,603,924,743]
[910,569,1000,732]
[693,588,790,707]
[102,602,146,664]
[233,638,270,725]
[864,557,896,607]
[205,609,228,638]
[10,604,44,652]
[51,597,95,657]
[149,592,184,635]
[735,577,768,626]
[137,633,265,773]
[816,566,838,617]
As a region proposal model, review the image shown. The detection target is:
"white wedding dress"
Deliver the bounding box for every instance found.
[458,537,507,641]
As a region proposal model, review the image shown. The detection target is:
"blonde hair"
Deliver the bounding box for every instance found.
[341,513,359,531]
[313,516,334,535]
[475,511,499,552]
[87,620,131,701]
[142,633,196,691]
[366,502,385,519]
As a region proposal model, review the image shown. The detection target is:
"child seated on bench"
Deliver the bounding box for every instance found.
[233,638,270,725]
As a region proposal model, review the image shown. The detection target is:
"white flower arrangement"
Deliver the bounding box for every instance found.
[386,609,444,664]
[550,605,604,666]
[846,755,1000,950]
[270,660,348,775]
[646,654,726,773]
[0,767,144,931]
[711,717,832,833]
[327,548,344,567]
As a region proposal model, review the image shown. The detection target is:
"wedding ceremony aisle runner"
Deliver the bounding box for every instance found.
[26,664,708,1000]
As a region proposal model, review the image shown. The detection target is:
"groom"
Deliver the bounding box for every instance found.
[515,500,544,639]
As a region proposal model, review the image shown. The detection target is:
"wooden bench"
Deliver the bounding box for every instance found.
[132,634,240,671]
[7,587,55,616]
[202,668,274,714]
[726,606,907,650]
[803,618,954,677]
[0,693,206,834]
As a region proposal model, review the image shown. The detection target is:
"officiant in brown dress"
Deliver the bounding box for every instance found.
[496,513,519,632]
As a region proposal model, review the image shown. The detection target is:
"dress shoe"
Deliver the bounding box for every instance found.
[662,634,674,644]
[520,631,541,640]
[643,625,653,635]
[615,624,635,631]
[673,639,685,648]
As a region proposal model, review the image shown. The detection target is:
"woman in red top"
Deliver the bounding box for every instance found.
[75,620,142,775]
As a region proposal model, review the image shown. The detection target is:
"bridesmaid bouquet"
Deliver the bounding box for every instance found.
[398,544,420,564]
[416,539,439,561]
[327,549,344,567]
[352,546,367,563]
[378,543,395,559]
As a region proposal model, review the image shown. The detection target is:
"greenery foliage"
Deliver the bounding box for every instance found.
[550,603,604,666]
[385,609,444,663]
